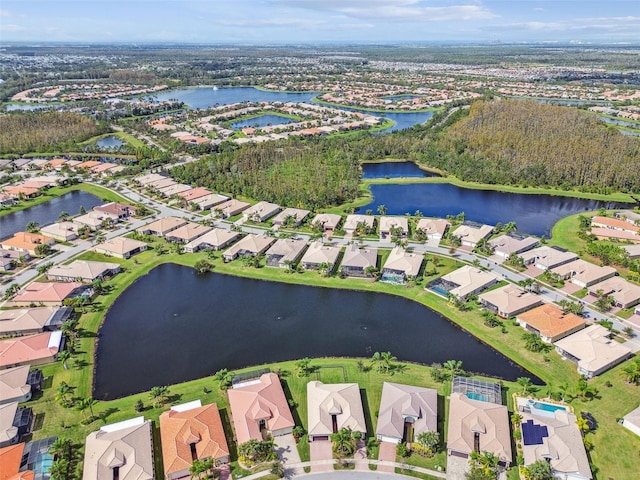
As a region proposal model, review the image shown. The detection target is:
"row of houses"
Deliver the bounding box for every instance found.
[590,212,640,243]
[135,173,229,211]
[0,365,44,449]
[429,263,633,378]
[0,157,127,178]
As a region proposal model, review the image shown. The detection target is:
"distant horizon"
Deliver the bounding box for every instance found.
[1,1,638,44]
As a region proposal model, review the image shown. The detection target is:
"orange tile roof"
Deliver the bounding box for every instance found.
[46,158,67,168]
[592,216,640,233]
[159,402,229,477]
[2,186,40,197]
[0,332,60,368]
[13,282,84,304]
[1,232,54,252]
[76,160,101,169]
[0,444,26,480]
[517,304,585,339]
[177,187,212,201]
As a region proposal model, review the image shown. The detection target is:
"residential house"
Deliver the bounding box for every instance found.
[587,276,640,309]
[0,306,72,338]
[554,325,632,378]
[340,244,377,278]
[516,304,585,343]
[40,221,79,242]
[137,217,187,237]
[379,216,409,241]
[0,192,16,207]
[519,246,578,271]
[75,160,101,171]
[265,238,308,268]
[158,183,192,197]
[0,331,63,369]
[591,215,640,234]
[243,201,281,223]
[550,259,617,288]
[307,381,366,441]
[1,232,55,257]
[488,234,539,259]
[190,193,229,211]
[0,402,32,447]
[73,211,116,230]
[212,199,251,218]
[272,208,311,227]
[159,401,229,480]
[479,285,543,318]
[622,244,640,260]
[11,282,89,307]
[83,417,155,480]
[435,265,500,299]
[343,214,376,237]
[0,366,39,405]
[94,202,134,220]
[0,249,25,272]
[2,185,40,199]
[311,213,342,236]
[622,404,640,437]
[415,218,451,241]
[228,373,295,445]
[300,241,341,272]
[165,223,213,244]
[615,210,640,226]
[177,187,212,203]
[47,260,120,283]
[446,392,512,467]
[183,229,240,253]
[95,237,147,259]
[517,399,592,480]
[222,234,275,261]
[146,178,176,191]
[134,173,166,186]
[381,246,423,284]
[451,223,494,248]
[376,382,437,444]
[90,163,119,176]
[590,227,640,243]
[0,443,35,479]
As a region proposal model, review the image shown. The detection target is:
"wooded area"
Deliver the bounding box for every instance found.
[0,111,105,154]
[171,140,361,209]
[420,99,640,193]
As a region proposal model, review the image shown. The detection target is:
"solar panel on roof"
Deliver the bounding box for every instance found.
[522,419,549,446]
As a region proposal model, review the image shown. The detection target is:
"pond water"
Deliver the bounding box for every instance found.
[95,136,125,149]
[0,191,103,240]
[231,114,295,130]
[93,263,540,400]
[145,87,434,132]
[358,182,633,237]
[361,162,439,179]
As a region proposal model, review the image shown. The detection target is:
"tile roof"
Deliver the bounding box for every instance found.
[160,402,229,477]
[0,331,61,369]
[376,382,437,442]
[517,304,585,340]
[228,373,295,444]
[307,381,366,437]
[0,366,31,404]
[12,282,85,304]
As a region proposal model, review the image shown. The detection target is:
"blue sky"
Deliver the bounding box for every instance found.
[1,1,639,44]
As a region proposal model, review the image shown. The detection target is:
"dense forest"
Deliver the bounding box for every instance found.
[171,140,361,209]
[418,100,640,192]
[0,112,105,155]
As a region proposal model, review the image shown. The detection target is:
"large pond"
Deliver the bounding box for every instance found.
[0,190,103,240]
[95,136,126,149]
[146,87,434,132]
[358,182,633,237]
[231,114,294,130]
[94,263,539,400]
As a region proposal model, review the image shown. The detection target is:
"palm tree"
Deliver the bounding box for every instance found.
[504,221,517,234]
[150,386,169,407]
[622,359,640,384]
[376,204,387,215]
[371,351,384,373]
[558,382,570,402]
[331,427,357,457]
[49,438,71,459]
[511,413,523,426]
[469,450,499,477]
[416,431,439,454]
[517,377,533,395]
[48,458,70,480]
[58,350,71,370]
[576,378,597,401]
[55,382,72,405]
[381,351,397,374]
[76,398,90,420]
[443,359,463,378]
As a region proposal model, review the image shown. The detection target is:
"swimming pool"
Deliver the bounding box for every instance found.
[529,399,568,413]
[466,392,490,402]
[32,452,54,475]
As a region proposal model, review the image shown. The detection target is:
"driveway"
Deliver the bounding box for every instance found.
[377,441,397,473]
[273,433,303,475]
[310,439,333,473]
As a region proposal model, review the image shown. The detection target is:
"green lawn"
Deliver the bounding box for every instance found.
[21,238,640,480]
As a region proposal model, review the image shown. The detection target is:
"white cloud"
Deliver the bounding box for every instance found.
[0,23,25,32]
[214,17,328,28]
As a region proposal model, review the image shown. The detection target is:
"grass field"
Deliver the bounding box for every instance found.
[19,235,640,479]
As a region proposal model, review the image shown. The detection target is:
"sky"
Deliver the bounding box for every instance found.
[1,0,639,44]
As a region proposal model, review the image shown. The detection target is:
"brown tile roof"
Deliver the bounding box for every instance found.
[517,304,585,340]
[159,402,229,477]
